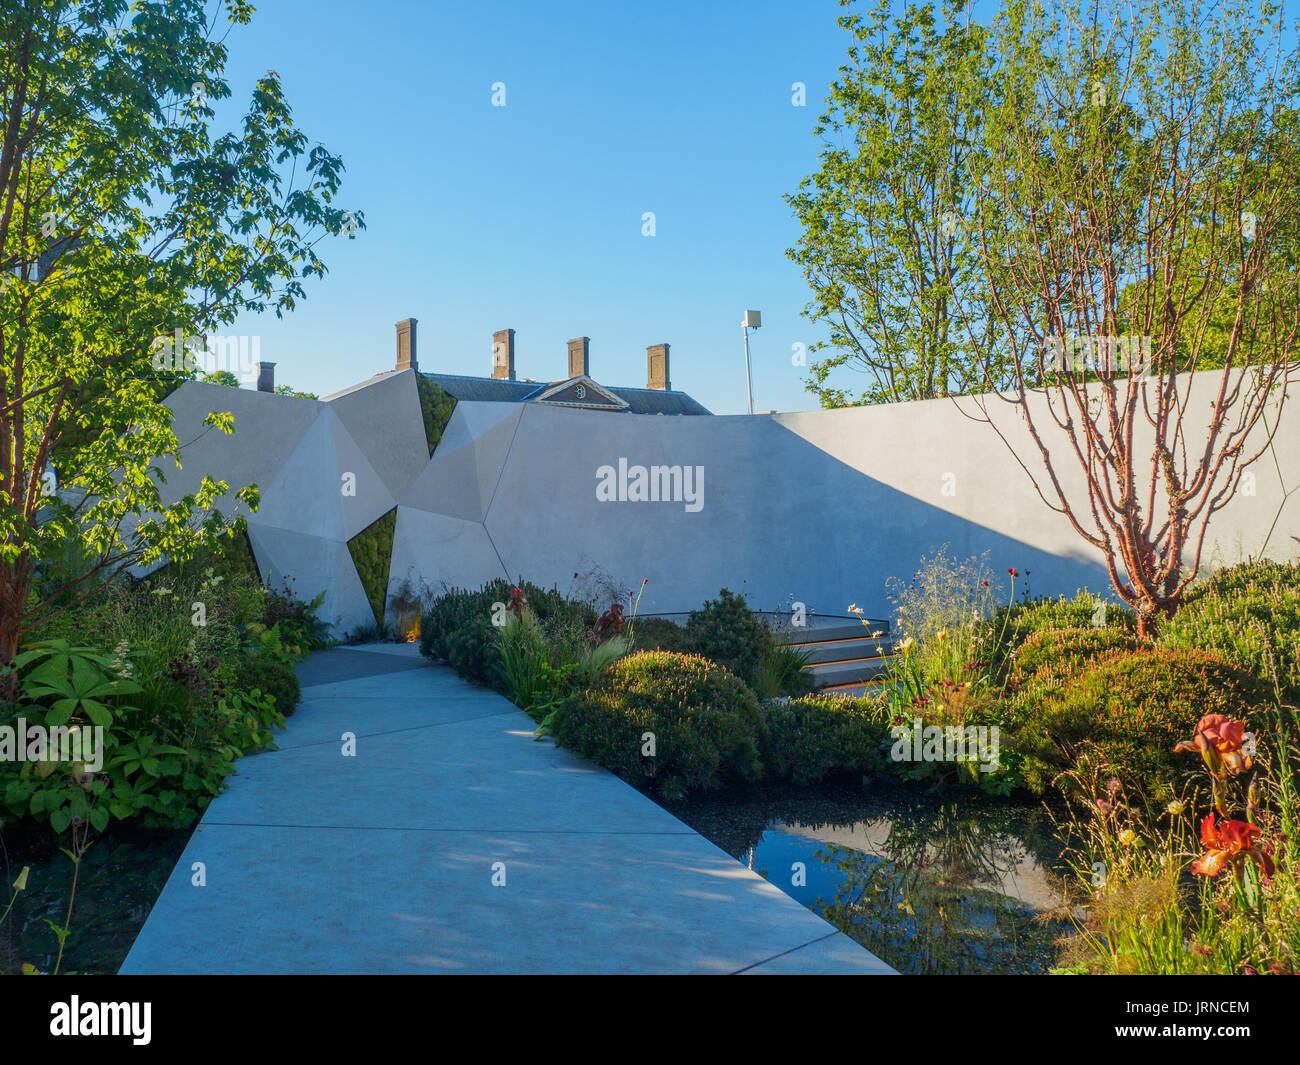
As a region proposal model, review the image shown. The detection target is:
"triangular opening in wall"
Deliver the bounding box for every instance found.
[346,507,398,626]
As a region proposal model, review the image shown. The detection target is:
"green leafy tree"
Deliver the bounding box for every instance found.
[0,0,361,669]
[786,0,1008,406]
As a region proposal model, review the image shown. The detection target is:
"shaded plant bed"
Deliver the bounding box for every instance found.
[658,778,1073,975]
[1,820,191,975]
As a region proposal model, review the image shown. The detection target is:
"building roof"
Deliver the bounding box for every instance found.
[420,371,712,415]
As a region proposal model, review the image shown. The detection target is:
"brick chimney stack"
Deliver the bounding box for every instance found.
[396,318,418,372]
[647,343,670,391]
[493,328,516,380]
[257,362,276,393]
[567,336,590,378]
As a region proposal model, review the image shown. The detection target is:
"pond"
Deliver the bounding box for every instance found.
[1,824,191,975]
[662,784,1075,975]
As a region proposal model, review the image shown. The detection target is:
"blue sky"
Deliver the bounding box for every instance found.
[217,0,859,413]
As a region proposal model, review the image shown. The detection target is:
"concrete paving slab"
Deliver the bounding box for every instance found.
[121,650,894,975]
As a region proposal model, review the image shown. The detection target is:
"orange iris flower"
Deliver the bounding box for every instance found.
[1190,814,1274,878]
[1174,714,1252,778]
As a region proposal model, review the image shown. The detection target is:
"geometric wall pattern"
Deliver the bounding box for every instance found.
[158,366,1300,636]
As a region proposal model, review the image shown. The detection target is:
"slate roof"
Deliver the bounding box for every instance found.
[420,372,711,415]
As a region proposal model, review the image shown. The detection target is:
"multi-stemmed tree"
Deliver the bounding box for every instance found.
[952,0,1300,635]
[0,0,359,669]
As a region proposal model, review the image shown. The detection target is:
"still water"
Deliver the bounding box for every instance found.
[1,825,190,975]
[664,785,1074,974]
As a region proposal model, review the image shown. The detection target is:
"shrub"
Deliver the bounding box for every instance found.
[631,616,695,655]
[994,591,1135,647]
[1013,649,1268,796]
[548,651,767,800]
[1009,627,1146,685]
[685,588,773,687]
[1159,559,1300,703]
[230,653,301,716]
[420,580,597,691]
[760,694,888,785]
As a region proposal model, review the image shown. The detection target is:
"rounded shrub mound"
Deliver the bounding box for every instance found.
[1159,559,1300,702]
[549,651,767,800]
[231,653,301,716]
[760,694,889,786]
[1014,648,1268,795]
[1011,626,1146,684]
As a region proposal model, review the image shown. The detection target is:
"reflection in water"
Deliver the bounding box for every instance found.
[665,787,1070,975]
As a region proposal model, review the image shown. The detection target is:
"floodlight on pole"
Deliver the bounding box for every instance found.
[741,310,761,415]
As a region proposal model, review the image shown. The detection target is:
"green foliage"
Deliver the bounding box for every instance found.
[2,647,284,832]
[760,694,889,785]
[420,580,597,692]
[1013,649,1268,796]
[785,0,1005,406]
[549,651,767,800]
[5,564,324,830]
[9,640,141,729]
[753,640,814,700]
[997,592,1136,647]
[1159,559,1300,703]
[685,588,772,688]
[1008,627,1145,687]
[229,653,301,717]
[0,0,358,661]
[346,509,397,627]
[416,376,458,456]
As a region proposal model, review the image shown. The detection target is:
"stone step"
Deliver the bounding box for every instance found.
[815,678,890,699]
[777,617,890,644]
[794,635,894,665]
[806,655,897,688]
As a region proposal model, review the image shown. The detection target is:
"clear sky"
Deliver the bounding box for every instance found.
[216,0,859,413]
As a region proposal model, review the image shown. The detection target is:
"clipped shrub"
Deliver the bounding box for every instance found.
[685,588,773,687]
[1010,626,1146,685]
[549,651,767,800]
[1013,648,1268,795]
[760,694,888,785]
[1159,559,1300,702]
[230,653,301,716]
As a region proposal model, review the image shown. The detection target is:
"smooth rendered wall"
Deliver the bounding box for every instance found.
[387,367,1300,621]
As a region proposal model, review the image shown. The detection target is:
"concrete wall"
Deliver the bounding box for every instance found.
[161,367,1300,633]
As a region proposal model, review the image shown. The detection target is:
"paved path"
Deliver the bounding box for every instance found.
[121,646,894,974]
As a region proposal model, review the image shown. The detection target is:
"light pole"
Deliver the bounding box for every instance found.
[741,310,761,415]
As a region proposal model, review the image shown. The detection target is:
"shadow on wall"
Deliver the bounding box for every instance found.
[478,405,1114,617]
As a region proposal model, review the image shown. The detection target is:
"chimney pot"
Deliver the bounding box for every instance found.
[567,336,590,378]
[396,318,418,372]
[257,362,276,393]
[493,328,516,380]
[647,343,670,391]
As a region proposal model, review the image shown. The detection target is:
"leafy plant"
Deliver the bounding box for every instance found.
[549,651,768,800]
